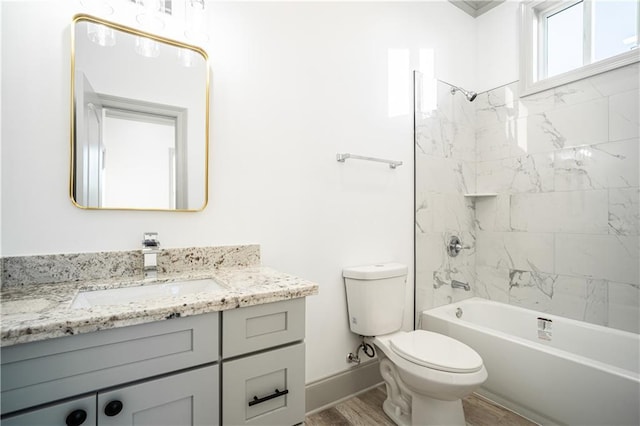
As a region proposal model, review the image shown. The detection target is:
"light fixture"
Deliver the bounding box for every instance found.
[178,48,196,67]
[80,0,116,46]
[135,35,160,58]
[136,0,165,31]
[80,0,210,59]
[133,0,165,58]
[87,22,116,47]
[184,0,208,43]
[80,0,114,16]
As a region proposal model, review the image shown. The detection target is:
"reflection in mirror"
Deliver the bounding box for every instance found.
[71,15,208,211]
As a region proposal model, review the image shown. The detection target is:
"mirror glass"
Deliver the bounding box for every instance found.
[71,15,208,211]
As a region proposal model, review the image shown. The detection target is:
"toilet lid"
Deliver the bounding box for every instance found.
[390,330,483,373]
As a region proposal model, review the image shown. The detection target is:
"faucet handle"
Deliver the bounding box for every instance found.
[143,232,160,248]
[447,236,468,257]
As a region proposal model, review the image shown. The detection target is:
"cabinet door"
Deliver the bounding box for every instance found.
[97,365,218,426]
[1,394,96,426]
[222,343,305,426]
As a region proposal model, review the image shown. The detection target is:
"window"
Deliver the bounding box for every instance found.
[520,0,639,96]
[543,1,584,78]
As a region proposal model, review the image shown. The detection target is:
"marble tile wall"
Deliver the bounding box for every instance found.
[474,63,639,333]
[416,63,640,333]
[415,74,478,321]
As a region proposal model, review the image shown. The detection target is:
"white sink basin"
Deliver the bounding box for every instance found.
[70,279,225,309]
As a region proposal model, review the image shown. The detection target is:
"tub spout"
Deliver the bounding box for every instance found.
[452,280,470,291]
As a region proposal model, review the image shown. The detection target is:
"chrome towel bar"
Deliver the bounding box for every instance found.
[336,153,403,169]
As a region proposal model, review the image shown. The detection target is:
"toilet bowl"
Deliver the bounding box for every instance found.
[343,263,487,426]
[369,330,487,426]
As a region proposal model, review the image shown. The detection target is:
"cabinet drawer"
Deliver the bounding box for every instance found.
[1,394,96,426]
[222,342,305,426]
[1,313,219,415]
[222,298,304,358]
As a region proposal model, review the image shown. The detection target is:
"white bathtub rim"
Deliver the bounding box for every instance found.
[433,297,638,339]
[421,297,640,380]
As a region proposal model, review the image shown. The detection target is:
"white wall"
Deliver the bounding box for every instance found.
[0,1,3,259]
[1,1,475,382]
[476,0,520,92]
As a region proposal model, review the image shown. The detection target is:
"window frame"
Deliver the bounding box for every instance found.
[519,0,640,97]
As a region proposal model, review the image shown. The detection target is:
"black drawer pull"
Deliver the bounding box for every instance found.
[248,388,289,407]
[65,409,87,426]
[104,400,123,417]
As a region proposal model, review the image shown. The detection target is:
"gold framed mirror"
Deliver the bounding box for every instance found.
[70,14,209,211]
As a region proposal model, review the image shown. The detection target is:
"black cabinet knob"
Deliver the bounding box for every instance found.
[65,409,87,426]
[104,400,123,417]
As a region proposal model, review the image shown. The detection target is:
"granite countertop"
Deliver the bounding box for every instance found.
[1,267,319,347]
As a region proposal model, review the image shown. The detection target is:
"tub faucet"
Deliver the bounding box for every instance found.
[452,280,470,291]
[142,232,160,279]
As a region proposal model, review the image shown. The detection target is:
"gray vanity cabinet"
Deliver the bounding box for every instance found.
[1,297,307,426]
[1,313,220,425]
[221,298,306,425]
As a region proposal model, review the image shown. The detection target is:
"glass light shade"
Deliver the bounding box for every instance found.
[136,13,165,31]
[178,48,196,67]
[79,0,114,16]
[86,22,116,47]
[136,0,165,31]
[135,0,164,14]
[135,36,160,58]
[185,0,209,42]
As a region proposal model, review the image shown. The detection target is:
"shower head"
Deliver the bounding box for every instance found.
[439,80,477,102]
[452,86,478,102]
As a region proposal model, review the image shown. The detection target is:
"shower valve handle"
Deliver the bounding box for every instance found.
[447,236,469,257]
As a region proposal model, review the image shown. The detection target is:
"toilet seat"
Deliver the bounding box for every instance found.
[390,330,483,373]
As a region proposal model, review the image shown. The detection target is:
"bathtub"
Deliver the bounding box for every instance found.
[420,297,640,426]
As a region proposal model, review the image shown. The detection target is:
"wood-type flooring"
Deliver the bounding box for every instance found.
[305,385,537,426]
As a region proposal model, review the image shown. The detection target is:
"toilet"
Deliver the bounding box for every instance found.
[343,263,487,426]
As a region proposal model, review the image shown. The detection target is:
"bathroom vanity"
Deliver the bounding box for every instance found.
[0,246,318,426]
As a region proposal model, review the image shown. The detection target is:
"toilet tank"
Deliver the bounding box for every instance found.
[343,263,408,336]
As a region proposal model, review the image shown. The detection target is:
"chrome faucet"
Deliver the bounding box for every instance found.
[142,232,160,279]
[451,280,470,291]
[447,236,470,257]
